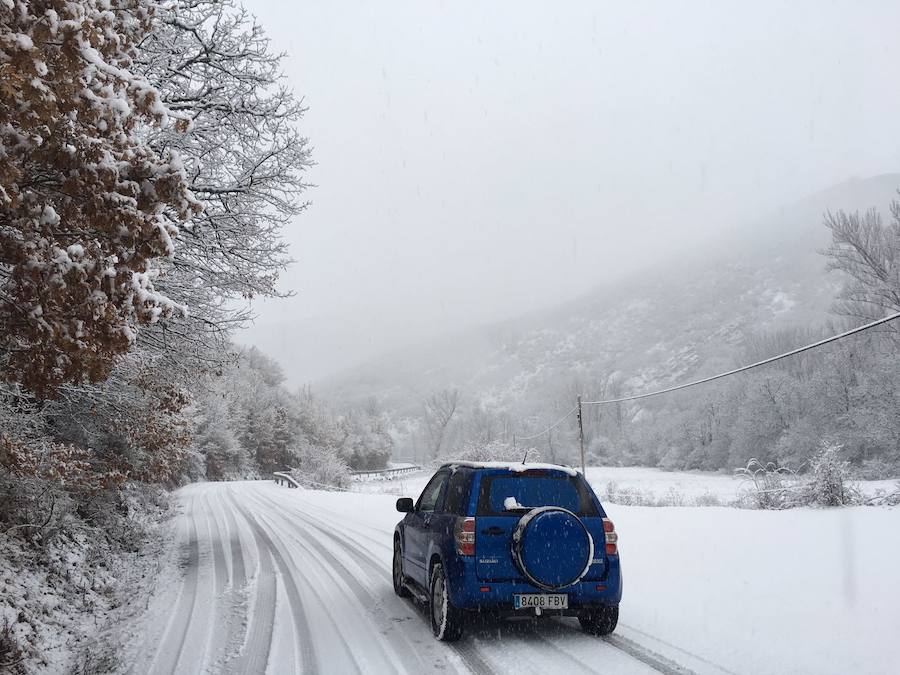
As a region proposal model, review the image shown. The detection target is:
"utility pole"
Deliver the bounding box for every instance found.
[577,395,586,474]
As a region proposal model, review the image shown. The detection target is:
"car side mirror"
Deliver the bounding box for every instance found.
[396,497,414,513]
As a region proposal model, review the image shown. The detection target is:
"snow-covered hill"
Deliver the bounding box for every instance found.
[320,175,900,426]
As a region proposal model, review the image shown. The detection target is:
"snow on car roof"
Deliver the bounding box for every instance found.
[441,461,580,476]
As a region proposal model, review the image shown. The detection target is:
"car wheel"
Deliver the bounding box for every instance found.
[393,538,411,598]
[579,605,619,635]
[429,562,463,641]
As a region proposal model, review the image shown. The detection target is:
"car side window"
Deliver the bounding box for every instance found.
[442,469,471,515]
[416,471,449,512]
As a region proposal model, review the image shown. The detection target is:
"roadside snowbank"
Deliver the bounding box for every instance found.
[0,486,171,674]
[611,503,899,674]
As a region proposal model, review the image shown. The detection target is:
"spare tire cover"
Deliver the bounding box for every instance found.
[512,506,594,590]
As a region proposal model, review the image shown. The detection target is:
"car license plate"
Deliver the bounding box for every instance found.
[513,594,568,610]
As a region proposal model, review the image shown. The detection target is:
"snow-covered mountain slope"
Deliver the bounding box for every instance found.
[320,174,900,420]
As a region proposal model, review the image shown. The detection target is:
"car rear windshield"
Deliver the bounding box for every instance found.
[476,472,599,517]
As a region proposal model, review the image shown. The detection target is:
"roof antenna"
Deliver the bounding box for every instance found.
[517,434,529,465]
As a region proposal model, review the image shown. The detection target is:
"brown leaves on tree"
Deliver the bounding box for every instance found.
[1,0,200,397]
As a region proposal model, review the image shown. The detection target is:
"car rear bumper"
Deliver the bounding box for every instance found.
[447,556,622,611]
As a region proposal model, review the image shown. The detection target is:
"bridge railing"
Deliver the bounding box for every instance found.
[349,465,421,481]
[272,471,302,488]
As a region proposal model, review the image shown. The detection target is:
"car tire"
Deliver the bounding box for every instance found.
[393,538,411,598]
[579,605,619,636]
[429,562,464,641]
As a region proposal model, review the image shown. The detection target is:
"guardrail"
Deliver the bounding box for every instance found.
[273,471,302,488]
[350,465,421,481]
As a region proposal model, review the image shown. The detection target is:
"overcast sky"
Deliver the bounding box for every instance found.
[238,0,900,385]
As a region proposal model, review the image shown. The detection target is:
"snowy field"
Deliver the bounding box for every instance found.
[356,465,899,505]
[117,479,900,674]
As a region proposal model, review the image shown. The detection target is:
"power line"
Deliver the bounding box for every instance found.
[510,311,900,448]
[582,311,900,406]
[515,405,578,441]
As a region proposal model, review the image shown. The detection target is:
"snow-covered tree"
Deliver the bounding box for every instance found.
[422,389,459,459]
[825,202,900,326]
[0,0,198,397]
[193,389,248,480]
[131,0,312,374]
[341,408,393,470]
[43,359,192,485]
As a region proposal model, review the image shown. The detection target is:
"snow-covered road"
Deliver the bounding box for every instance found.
[122,481,694,675]
[121,479,900,675]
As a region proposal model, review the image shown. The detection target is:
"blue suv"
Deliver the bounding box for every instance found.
[393,461,622,641]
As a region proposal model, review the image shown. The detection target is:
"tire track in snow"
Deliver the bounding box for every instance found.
[212,486,255,671]
[143,492,200,675]
[243,489,404,673]
[263,483,714,675]
[221,490,285,674]
[264,483,698,675]
[281,492,394,553]
[136,482,703,675]
[201,492,232,670]
[205,491,229,595]
[176,491,221,673]
[601,635,697,675]
[217,487,247,589]
[244,488,466,675]
[254,485,497,675]
[616,624,740,675]
[226,489,317,674]
[202,490,247,673]
[252,509,387,674]
[462,614,639,675]
[520,629,613,674]
[450,641,500,675]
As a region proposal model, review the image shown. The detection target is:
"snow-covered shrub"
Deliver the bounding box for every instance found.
[803,442,861,507]
[601,480,619,503]
[866,483,900,506]
[0,618,23,673]
[693,492,724,507]
[0,477,172,674]
[290,443,351,490]
[599,481,657,506]
[598,481,719,507]
[736,445,864,509]
[735,458,802,509]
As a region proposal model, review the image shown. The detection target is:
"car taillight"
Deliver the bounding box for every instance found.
[603,518,618,555]
[454,517,476,556]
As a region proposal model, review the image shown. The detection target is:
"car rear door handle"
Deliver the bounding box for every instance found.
[481,526,505,536]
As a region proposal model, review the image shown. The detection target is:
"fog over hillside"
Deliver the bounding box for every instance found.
[321,174,897,401]
[237,1,900,386]
[318,173,900,464]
